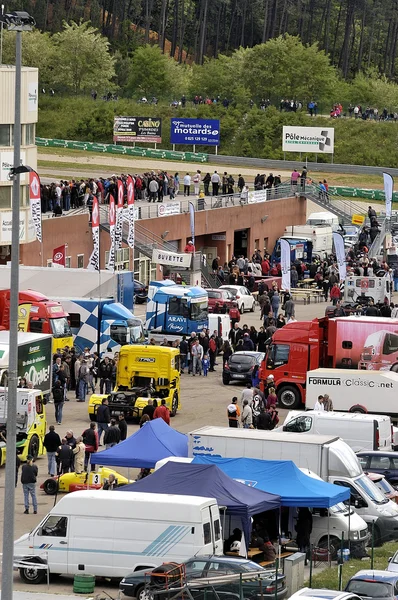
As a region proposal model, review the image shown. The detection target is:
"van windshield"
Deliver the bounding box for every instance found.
[356,474,389,504]
[329,502,351,515]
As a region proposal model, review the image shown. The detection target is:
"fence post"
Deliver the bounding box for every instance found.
[274,558,279,600]
[371,521,375,570]
[309,545,313,588]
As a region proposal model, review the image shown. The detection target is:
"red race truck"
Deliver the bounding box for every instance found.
[260,316,398,409]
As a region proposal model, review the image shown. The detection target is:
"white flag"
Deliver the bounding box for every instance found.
[280,239,291,292]
[87,197,100,271]
[383,172,394,219]
[333,232,346,282]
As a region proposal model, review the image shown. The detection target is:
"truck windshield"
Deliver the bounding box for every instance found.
[110,325,128,345]
[356,474,389,504]
[50,317,72,338]
[129,320,145,343]
[190,300,208,322]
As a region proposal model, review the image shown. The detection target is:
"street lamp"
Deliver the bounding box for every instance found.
[0,11,35,600]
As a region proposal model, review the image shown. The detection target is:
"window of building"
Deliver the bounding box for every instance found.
[0,187,11,209]
[24,124,35,146]
[10,125,23,146]
[0,125,11,147]
[77,254,84,268]
[65,256,71,268]
[105,248,130,272]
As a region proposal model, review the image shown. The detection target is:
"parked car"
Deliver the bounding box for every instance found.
[345,570,398,600]
[219,285,255,313]
[120,555,286,600]
[134,280,148,303]
[223,351,265,385]
[289,589,362,600]
[387,549,398,572]
[40,467,130,495]
[367,472,398,504]
[357,451,398,486]
[207,289,234,313]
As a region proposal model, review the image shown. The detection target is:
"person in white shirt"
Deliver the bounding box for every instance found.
[211,171,221,196]
[193,170,201,196]
[241,383,254,404]
[314,395,325,411]
[183,173,191,196]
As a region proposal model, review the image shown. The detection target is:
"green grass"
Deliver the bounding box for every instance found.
[306,543,397,590]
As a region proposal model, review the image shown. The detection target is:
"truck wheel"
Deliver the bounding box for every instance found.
[277,386,301,409]
[318,535,339,559]
[43,478,58,495]
[349,404,367,414]
[28,434,40,459]
[89,414,97,422]
[19,563,46,584]
[170,393,178,417]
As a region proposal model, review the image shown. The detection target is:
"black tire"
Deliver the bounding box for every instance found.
[19,563,46,584]
[318,535,339,559]
[135,297,147,304]
[239,304,244,314]
[43,478,58,495]
[222,376,230,385]
[391,364,398,373]
[170,392,178,417]
[28,434,40,459]
[277,385,301,409]
[136,584,154,600]
[349,404,367,414]
[250,302,255,312]
[89,413,97,422]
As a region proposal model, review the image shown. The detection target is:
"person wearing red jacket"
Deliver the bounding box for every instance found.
[330,282,341,305]
[209,335,217,372]
[153,399,170,425]
[184,241,196,253]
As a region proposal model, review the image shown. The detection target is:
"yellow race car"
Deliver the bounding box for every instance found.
[40,467,131,495]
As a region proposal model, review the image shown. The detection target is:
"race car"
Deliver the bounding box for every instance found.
[40,467,132,495]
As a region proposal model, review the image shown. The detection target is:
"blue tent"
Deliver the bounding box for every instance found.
[192,456,349,507]
[91,419,188,468]
[120,461,281,546]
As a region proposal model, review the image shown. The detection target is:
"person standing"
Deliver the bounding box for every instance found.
[118,413,128,441]
[52,380,64,425]
[73,436,86,474]
[241,399,253,428]
[21,455,38,514]
[104,418,121,449]
[153,399,170,424]
[43,425,61,477]
[193,170,201,196]
[96,398,111,445]
[142,399,156,420]
[56,438,73,474]
[227,397,240,427]
[99,356,112,394]
[82,422,99,469]
[191,339,203,376]
[211,171,220,196]
[208,335,217,372]
[183,173,191,196]
[284,295,295,321]
[77,358,90,402]
[314,395,324,411]
[322,394,333,411]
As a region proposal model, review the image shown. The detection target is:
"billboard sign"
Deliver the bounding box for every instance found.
[18,335,52,394]
[170,119,220,146]
[282,126,334,153]
[113,117,162,143]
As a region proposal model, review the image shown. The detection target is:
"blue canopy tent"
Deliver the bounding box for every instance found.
[192,456,350,506]
[90,419,188,468]
[120,462,281,546]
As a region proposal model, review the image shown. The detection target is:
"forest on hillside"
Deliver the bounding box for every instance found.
[6,0,398,78]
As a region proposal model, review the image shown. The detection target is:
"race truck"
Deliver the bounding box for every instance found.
[88,345,181,420]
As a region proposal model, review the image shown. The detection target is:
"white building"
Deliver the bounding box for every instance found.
[0,65,38,257]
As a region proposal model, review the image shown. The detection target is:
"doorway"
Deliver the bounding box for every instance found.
[234,229,248,258]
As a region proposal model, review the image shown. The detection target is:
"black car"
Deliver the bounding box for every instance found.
[357,451,398,485]
[223,351,265,385]
[120,555,286,600]
[134,280,148,304]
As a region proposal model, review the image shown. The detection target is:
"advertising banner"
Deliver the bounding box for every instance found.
[352,214,365,226]
[87,197,100,271]
[0,151,26,182]
[282,126,334,153]
[126,175,135,249]
[29,170,42,243]
[333,232,347,281]
[151,249,192,268]
[383,172,394,219]
[158,202,181,217]
[52,244,67,268]
[280,239,291,292]
[18,335,52,394]
[115,180,124,251]
[248,190,268,204]
[18,304,32,332]
[113,117,162,143]
[107,196,116,271]
[189,202,195,246]
[170,119,220,146]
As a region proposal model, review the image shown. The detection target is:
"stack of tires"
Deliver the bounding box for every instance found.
[73,573,95,594]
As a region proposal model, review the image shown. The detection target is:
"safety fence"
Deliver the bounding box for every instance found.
[329,186,397,202]
[36,137,208,162]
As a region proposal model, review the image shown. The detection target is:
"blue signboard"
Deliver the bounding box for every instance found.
[170,118,220,146]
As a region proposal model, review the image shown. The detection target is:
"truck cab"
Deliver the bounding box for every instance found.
[88,345,181,420]
[0,387,46,464]
[344,275,392,306]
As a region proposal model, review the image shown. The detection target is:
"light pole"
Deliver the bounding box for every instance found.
[0,11,35,600]
[0,5,4,65]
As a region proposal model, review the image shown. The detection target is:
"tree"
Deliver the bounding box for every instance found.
[127,44,186,98]
[242,35,338,103]
[53,21,115,94]
[2,29,55,87]
[191,48,249,99]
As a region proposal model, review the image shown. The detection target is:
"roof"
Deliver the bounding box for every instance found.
[0,331,52,345]
[348,570,398,582]
[189,426,339,445]
[291,591,356,600]
[357,450,398,456]
[288,410,390,423]
[91,418,188,468]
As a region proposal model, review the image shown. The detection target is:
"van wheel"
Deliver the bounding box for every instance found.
[43,478,58,495]
[349,404,367,414]
[318,535,339,559]
[28,434,40,459]
[19,563,46,584]
[136,584,154,600]
[170,393,178,417]
[277,386,300,409]
[240,304,244,314]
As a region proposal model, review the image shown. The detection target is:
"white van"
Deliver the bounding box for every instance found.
[280,411,393,452]
[14,490,223,584]
[306,211,339,231]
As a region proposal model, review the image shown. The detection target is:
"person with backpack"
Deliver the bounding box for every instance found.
[227,397,240,427]
[52,380,64,425]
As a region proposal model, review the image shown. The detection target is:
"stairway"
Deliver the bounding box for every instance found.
[300,183,366,225]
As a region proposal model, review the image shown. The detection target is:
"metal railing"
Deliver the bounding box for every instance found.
[300,183,367,223]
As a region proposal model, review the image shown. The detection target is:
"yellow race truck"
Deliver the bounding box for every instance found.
[88,345,181,421]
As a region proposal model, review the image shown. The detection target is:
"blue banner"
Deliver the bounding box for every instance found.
[170,118,220,146]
